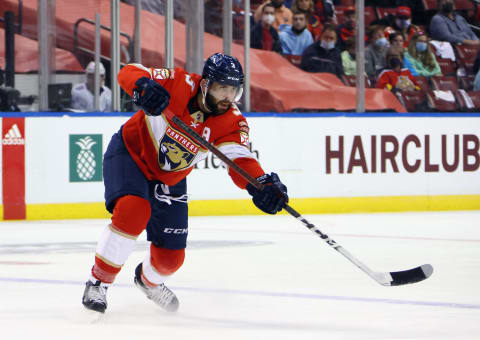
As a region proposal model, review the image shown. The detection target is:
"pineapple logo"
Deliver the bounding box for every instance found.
[69,134,102,182]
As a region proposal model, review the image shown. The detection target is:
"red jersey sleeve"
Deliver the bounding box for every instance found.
[210,111,264,189]
[376,70,391,90]
[117,64,176,97]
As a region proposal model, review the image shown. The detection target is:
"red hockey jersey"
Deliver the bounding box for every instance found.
[376,68,419,92]
[117,64,264,189]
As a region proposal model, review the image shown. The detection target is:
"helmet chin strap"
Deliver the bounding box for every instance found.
[200,79,212,113]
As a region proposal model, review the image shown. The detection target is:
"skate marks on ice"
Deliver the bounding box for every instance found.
[1,276,479,310]
[0,240,272,254]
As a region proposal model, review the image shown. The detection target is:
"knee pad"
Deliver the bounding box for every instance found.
[150,245,185,276]
[112,195,151,236]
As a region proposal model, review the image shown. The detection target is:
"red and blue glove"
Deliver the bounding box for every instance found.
[132,77,170,116]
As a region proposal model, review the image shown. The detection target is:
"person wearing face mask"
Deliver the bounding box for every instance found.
[341,36,357,76]
[279,11,314,55]
[313,0,335,24]
[371,6,419,48]
[254,0,293,30]
[251,3,283,53]
[291,0,322,41]
[392,6,419,47]
[336,6,355,51]
[300,25,344,79]
[404,32,442,77]
[429,0,479,45]
[376,47,421,92]
[365,26,388,77]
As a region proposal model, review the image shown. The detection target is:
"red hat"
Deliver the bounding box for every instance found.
[344,6,355,14]
[396,6,411,17]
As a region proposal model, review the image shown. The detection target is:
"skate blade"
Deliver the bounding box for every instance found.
[82,306,106,324]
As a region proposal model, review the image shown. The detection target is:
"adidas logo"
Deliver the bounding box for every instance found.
[2,124,25,145]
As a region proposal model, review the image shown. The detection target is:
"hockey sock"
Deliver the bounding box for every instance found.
[141,245,185,286]
[92,195,151,283]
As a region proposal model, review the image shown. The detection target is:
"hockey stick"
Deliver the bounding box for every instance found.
[162,109,433,286]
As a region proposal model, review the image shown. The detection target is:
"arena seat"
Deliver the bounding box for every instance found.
[399,91,426,112]
[465,91,480,107]
[431,76,459,92]
[436,58,457,76]
[426,91,458,111]
[453,0,475,11]
[414,76,431,92]
[376,7,398,20]
[422,0,437,10]
[454,90,475,111]
[455,44,479,74]
[364,6,377,26]
[459,75,475,91]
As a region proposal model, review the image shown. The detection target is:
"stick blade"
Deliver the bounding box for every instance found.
[388,264,433,286]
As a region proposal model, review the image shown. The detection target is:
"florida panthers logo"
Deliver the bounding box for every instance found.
[158,126,199,171]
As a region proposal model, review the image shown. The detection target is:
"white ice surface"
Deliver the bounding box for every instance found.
[0,211,479,340]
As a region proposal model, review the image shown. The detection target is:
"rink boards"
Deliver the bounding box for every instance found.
[0,112,479,219]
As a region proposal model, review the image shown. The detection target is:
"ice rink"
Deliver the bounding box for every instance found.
[1,211,479,339]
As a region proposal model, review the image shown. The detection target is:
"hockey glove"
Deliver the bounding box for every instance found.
[246,173,288,215]
[132,77,170,116]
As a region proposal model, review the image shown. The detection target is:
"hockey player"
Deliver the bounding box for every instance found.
[82,53,289,313]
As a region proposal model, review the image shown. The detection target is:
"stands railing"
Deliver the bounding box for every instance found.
[73,17,133,66]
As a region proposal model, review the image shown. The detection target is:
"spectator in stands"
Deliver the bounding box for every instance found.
[429,0,479,46]
[290,0,322,41]
[254,0,293,30]
[389,32,405,53]
[390,31,416,75]
[392,6,419,47]
[279,11,314,55]
[365,26,388,77]
[341,36,357,76]
[300,25,344,79]
[251,3,283,53]
[336,6,355,51]
[372,6,419,47]
[314,0,335,24]
[376,46,420,92]
[71,61,112,112]
[404,32,442,77]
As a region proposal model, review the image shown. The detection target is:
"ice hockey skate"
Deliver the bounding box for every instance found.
[134,263,179,312]
[82,279,108,313]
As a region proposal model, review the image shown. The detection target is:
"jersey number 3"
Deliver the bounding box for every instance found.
[185,75,195,92]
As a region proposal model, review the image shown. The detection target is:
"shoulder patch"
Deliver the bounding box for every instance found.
[152,68,175,80]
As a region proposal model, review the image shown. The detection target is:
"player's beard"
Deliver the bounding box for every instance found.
[206,92,231,116]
